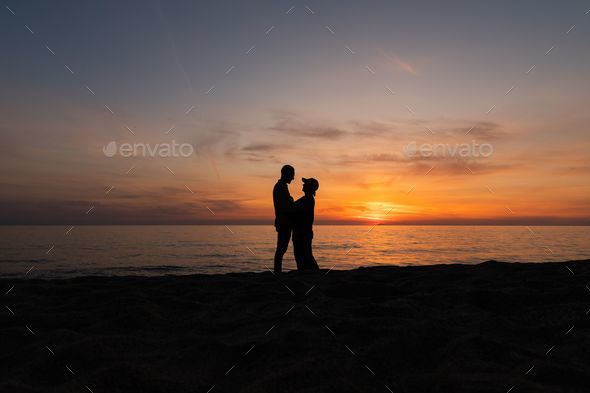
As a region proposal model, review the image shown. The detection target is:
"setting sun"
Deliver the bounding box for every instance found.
[355,202,399,221]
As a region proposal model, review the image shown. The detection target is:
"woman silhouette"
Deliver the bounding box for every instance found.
[292,178,320,271]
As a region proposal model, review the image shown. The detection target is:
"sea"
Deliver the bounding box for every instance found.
[1,225,589,278]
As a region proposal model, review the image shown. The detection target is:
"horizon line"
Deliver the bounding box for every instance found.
[2,222,590,226]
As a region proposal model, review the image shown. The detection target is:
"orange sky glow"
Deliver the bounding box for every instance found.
[1,2,589,225]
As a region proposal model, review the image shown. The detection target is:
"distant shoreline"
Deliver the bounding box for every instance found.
[2,223,590,226]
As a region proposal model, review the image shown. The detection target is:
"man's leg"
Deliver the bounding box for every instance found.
[274,227,291,274]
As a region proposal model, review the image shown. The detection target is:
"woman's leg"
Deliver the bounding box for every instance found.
[299,231,318,270]
[307,231,319,270]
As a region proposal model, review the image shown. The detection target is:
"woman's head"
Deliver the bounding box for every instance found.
[301,177,319,196]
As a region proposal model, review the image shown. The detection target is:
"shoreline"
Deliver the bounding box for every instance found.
[2,260,589,392]
[2,258,590,281]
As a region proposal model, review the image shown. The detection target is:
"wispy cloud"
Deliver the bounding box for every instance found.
[378,50,419,76]
[241,143,284,152]
[395,56,418,75]
[446,121,506,140]
[330,151,514,177]
[269,112,348,139]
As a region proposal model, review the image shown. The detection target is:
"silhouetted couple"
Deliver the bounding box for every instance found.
[273,165,320,273]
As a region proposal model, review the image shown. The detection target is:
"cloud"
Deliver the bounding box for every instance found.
[446,121,506,140]
[402,157,514,176]
[331,150,513,177]
[238,143,286,164]
[0,195,247,224]
[200,199,242,212]
[556,165,590,175]
[330,152,408,166]
[356,178,396,189]
[269,113,404,142]
[241,143,284,152]
[333,153,404,166]
[368,153,405,162]
[180,120,242,155]
[378,50,419,76]
[348,120,399,138]
[269,113,347,139]
[389,118,506,141]
[395,57,418,75]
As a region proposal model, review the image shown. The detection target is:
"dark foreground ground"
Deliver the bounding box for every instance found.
[1,260,590,393]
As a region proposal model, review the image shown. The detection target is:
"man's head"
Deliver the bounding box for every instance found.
[280,165,295,183]
[302,177,319,196]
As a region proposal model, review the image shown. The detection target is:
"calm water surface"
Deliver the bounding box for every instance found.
[1,225,589,278]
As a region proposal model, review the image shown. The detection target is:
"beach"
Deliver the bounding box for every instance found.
[2,260,589,393]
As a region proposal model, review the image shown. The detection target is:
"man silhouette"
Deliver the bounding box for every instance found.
[273,165,295,274]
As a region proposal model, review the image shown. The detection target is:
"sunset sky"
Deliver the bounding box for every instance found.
[1,0,589,224]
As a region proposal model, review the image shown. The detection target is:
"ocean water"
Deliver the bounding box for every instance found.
[1,225,589,278]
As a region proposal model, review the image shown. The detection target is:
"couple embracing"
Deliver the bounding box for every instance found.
[273,165,320,273]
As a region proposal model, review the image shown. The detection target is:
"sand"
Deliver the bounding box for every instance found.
[1,260,589,393]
